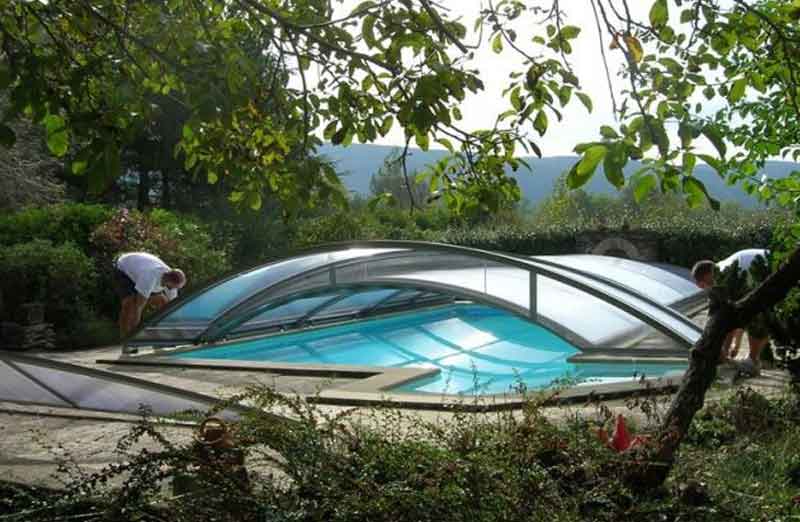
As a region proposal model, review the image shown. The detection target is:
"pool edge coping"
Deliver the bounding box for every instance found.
[96,354,686,411]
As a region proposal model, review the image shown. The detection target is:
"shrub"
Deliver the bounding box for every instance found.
[0,239,96,337]
[0,203,111,250]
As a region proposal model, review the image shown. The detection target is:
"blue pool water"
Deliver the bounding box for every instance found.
[176,304,686,395]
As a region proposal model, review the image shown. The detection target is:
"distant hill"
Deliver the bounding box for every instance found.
[319,144,799,207]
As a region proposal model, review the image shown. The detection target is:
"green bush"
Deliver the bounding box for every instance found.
[0,239,96,336]
[286,201,786,268]
[10,387,800,521]
[0,203,111,250]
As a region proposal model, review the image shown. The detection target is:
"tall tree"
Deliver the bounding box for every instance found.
[369,148,430,211]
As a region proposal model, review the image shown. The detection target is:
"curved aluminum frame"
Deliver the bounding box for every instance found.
[130,241,704,351]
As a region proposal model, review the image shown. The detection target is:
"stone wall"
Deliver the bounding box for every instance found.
[576,232,661,261]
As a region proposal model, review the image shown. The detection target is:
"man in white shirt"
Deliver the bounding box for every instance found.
[113,252,186,338]
[691,249,770,376]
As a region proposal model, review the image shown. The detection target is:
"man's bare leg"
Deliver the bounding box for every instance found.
[119,296,137,337]
[721,329,744,362]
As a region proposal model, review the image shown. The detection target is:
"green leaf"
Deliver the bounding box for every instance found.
[331,126,348,145]
[362,15,378,48]
[576,145,607,177]
[559,26,581,40]
[182,124,194,141]
[207,171,218,184]
[492,33,503,53]
[701,125,727,158]
[528,140,542,158]
[510,86,522,110]
[624,35,644,63]
[567,146,606,189]
[70,147,92,176]
[436,137,454,152]
[246,192,262,211]
[728,77,747,103]
[558,86,572,107]
[603,143,627,189]
[633,174,657,203]
[323,121,338,140]
[44,114,69,157]
[600,126,619,139]
[379,116,393,136]
[697,154,724,177]
[649,0,668,27]
[533,110,548,136]
[576,92,593,113]
[415,131,430,151]
[0,124,15,148]
[749,72,766,92]
[682,152,697,173]
[683,176,720,210]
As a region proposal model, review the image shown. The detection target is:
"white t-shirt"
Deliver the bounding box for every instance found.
[716,249,768,273]
[116,252,177,300]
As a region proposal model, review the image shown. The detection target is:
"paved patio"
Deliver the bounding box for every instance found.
[1,339,792,489]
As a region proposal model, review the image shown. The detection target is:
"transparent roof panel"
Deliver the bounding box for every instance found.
[236,294,343,334]
[530,261,701,346]
[159,248,404,324]
[312,288,399,318]
[536,255,699,304]
[0,360,72,407]
[0,355,243,419]
[534,275,683,350]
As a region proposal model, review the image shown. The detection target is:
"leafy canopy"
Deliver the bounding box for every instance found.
[1,0,799,218]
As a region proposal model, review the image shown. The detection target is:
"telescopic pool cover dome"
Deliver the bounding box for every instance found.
[128,241,705,354]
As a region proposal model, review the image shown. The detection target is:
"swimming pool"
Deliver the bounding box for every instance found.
[175,304,686,395]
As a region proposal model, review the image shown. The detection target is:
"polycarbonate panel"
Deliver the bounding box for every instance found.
[538,255,698,304]
[0,361,72,407]
[311,288,398,318]
[375,289,422,308]
[234,294,342,333]
[533,262,701,345]
[536,275,641,346]
[158,248,403,324]
[330,251,530,310]
[14,362,239,419]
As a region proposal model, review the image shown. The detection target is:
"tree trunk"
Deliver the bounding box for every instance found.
[633,245,800,488]
[137,169,151,210]
[162,168,172,209]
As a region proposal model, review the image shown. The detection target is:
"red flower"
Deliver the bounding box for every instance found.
[597,414,649,453]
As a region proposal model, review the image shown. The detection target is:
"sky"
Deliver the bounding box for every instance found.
[297,0,724,157]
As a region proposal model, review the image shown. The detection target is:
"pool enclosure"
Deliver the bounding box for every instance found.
[128,241,705,356]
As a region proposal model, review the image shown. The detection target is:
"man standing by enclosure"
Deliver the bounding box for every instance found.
[692,248,770,376]
[113,252,186,342]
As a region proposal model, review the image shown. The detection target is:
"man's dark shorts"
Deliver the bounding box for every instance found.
[112,268,137,299]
